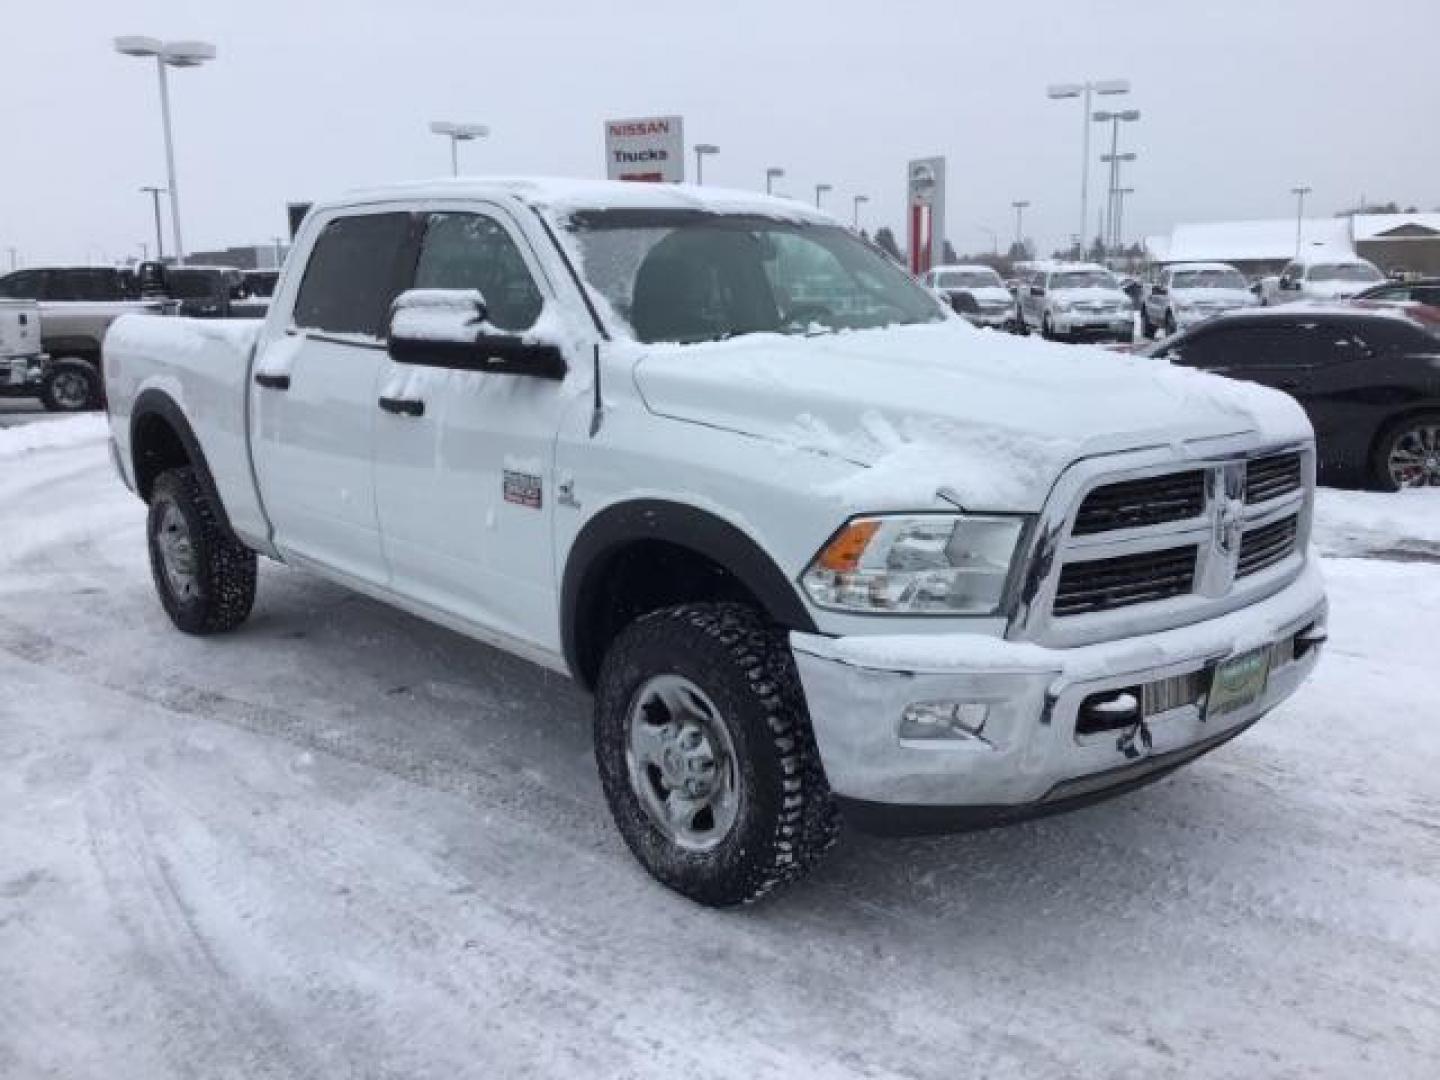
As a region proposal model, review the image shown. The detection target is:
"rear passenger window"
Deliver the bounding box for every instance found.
[293,213,413,337]
[412,213,544,332]
[0,270,44,299]
[49,269,124,301]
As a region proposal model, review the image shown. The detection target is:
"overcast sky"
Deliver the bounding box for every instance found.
[4,0,1438,266]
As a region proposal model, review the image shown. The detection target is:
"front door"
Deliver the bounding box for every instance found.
[251,209,416,586]
[372,205,580,654]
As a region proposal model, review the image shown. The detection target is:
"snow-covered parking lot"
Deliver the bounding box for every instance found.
[2,415,1438,1079]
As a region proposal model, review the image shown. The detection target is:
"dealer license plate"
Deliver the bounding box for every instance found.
[1206,647,1271,720]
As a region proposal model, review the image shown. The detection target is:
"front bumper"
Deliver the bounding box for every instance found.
[791,561,1326,832]
[964,310,1013,329]
[1052,312,1133,337]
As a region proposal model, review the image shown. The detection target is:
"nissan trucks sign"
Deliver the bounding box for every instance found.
[907,156,947,276]
[605,115,685,183]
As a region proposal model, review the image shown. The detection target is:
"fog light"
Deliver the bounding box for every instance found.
[899,701,990,742]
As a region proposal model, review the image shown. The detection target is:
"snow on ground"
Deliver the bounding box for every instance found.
[1,431,1438,1079]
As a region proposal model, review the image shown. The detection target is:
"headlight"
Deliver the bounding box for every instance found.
[801,514,1027,615]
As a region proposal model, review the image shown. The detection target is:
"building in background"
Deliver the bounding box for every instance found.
[1146,213,1440,278]
[185,242,290,270]
[1352,214,1440,276]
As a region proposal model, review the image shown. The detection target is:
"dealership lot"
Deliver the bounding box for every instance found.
[2,416,1437,1079]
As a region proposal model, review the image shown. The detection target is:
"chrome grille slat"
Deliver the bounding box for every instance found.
[1237,515,1299,577]
[1072,470,1207,536]
[1054,546,1198,616]
[1245,452,1302,504]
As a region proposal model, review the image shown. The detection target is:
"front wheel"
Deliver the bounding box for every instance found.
[1164,310,1178,337]
[1140,307,1154,339]
[1041,313,1057,340]
[594,603,838,906]
[1372,413,1440,490]
[147,467,258,634]
[39,360,99,412]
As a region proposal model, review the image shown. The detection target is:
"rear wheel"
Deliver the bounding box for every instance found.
[147,468,257,633]
[1372,413,1440,490]
[1140,307,1154,339]
[594,602,838,906]
[1164,309,1178,337]
[39,360,98,412]
[1041,313,1056,340]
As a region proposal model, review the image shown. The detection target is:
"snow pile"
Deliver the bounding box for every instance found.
[1313,488,1440,558]
[0,413,108,460]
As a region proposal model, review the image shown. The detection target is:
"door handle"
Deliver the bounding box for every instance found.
[378,395,425,417]
[254,372,290,390]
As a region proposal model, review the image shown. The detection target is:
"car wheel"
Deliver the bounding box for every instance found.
[1164,310,1178,337]
[594,602,838,907]
[1041,313,1056,340]
[147,467,258,634]
[39,360,99,412]
[1140,307,1154,339]
[1372,413,1440,491]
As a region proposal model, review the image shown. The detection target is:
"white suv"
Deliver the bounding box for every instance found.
[1141,262,1258,338]
[1016,263,1134,343]
[922,264,1013,328]
[1262,256,1384,305]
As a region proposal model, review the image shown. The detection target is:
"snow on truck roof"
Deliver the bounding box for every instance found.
[323,177,834,223]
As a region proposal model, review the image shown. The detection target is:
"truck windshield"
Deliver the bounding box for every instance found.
[1171,268,1247,289]
[1051,271,1115,289]
[936,270,1001,288]
[562,210,943,344]
[1309,263,1382,282]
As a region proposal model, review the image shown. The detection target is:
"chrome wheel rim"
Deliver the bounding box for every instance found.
[625,674,740,852]
[156,502,199,600]
[52,371,90,409]
[1387,424,1440,488]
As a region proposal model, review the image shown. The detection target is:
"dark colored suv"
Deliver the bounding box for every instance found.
[1149,306,1440,489]
[1353,278,1440,308]
[0,266,140,302]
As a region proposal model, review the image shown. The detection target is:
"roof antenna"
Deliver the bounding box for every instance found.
[589,342,604,437]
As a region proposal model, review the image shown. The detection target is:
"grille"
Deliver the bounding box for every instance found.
[1073,471,1207,536]
[1237,515,1299,578]
[1054,546,1198,616]
[1246,452,1302,504]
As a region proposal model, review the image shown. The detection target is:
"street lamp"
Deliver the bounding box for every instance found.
[139,186,166,261]
[1094,107,1140,255]
[693,143,720,185]
[765,166,785,195]
[1099,150,1137,257]
[814,183,832,209]
[114,36,217,265]
[852,194,869,230]
[429,121,489,177]
[1047,78,1129,258]
[1011,200,1030,253]
[1291,185,1313,258]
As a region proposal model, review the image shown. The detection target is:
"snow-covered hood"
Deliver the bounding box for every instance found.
[631,321,1311,512]
[1172,287,1255,308]
[1304,279,1375,300]
[1050,286,1129,306]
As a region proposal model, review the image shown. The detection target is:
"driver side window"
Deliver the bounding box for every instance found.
[413,212,544,332]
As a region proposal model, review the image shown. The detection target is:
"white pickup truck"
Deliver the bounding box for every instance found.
[104,179,1327,906]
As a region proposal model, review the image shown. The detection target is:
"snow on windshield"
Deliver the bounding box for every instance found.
[1052,271,1115,289]
[937,271,1001,289]
[1309,263,1382,282]
[561,210,944,344]
[1172,268,1248,289]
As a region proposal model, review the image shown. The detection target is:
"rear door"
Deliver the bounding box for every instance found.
[371,204,575,652]
[250,208,417,586]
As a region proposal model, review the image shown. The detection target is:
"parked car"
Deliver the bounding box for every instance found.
[921,264,1013,328]
[105,179,1325,906]
[1141,262,1258,338]
[1259,256,1384,305]
[1015,262,1135,342]
[0,299,45,399]
[1147,304,1440,489]
[242,269,281,299]
[0,264,163,410]
[1352,277,1440,308]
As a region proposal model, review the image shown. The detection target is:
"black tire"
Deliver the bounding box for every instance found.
[1041,313,1056,340]
[595,602,839,907]
[1140,307,1154,339]
[147,468,257,634]
[1164,310,1178,337]
[39,360,99,412]
[1370,412,1440,491]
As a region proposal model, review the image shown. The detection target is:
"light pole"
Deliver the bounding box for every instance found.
[139,185,166,261]
[693,143,719,185]
[1093,108,1140,256]
[852,194,869,230]
[1114,187,1135,255]
[1291,185,1312,258]
[814,183,832,209]
[1011,200,1030,253]
[114,37,216,265]
[1047,78,1130,258]
[429,121,489,177]
[765,166,785,195]
[5,248,17,272]
[271,236,286,268]
[1099,151,1137,257]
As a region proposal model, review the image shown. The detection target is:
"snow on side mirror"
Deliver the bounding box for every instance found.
[386,289,567,381]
